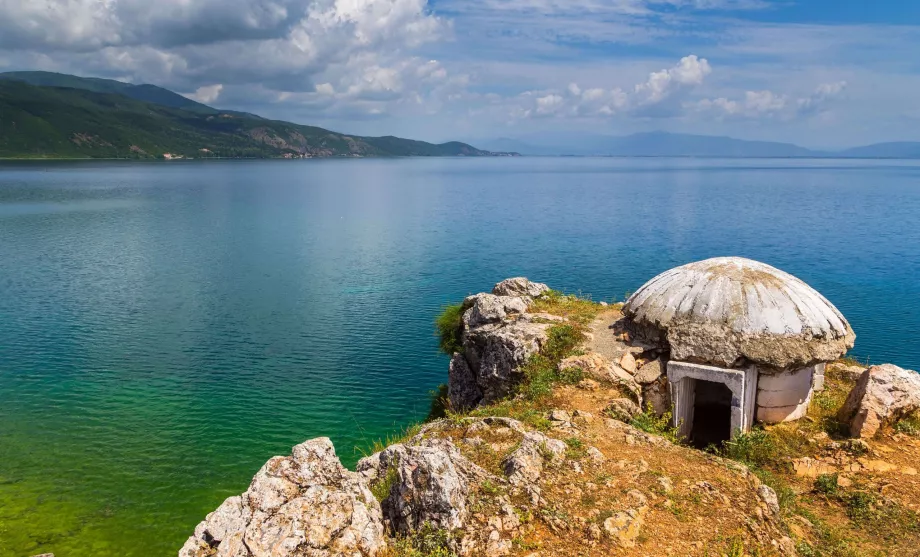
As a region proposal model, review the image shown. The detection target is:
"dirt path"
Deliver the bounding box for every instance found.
[587,308,628,361]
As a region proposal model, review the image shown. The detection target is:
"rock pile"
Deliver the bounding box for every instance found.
[179,438,386,557]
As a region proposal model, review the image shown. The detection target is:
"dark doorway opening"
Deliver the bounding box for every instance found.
[690,380,732,449]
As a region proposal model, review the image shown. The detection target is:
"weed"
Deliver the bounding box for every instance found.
[355,422,423,458]
[528,291,602,326]
[480,479,502,497]
[720,428,776,467]
[427,384,449,421]
[629,406,682,444]
[371,466,398,503]
[844,491,876,522]
[386,523,454,557]
[511,536,539,551]
[814,474,839,497]
[754,469,796,513]
[564,436,587,459]
[895,412,920,437]
[725,535,746,557]
[436,303,465,355]
[519,324,585,401]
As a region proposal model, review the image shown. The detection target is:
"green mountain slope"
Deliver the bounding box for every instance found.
[0,71,219,113]
[0,75,506,159]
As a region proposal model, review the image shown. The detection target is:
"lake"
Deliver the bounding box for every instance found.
[1,157,918,556]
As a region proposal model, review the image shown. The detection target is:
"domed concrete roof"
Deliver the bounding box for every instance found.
[623,257,855,369]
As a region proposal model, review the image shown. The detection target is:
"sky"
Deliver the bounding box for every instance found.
[1,0,919,148]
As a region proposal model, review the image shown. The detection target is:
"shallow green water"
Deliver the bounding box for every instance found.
[1,158,919,556]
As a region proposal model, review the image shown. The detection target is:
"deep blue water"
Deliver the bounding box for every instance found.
[0,157,918,557]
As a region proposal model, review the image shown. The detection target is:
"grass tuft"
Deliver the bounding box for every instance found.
[436,303,465,355]
[895,411,920,437]
[720,428,777,468]
[384,523,454,557]
[371,466,398,503]
[629,405,682,444]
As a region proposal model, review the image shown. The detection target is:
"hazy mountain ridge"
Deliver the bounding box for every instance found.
[0,71,512,159]
[480,131,920,158]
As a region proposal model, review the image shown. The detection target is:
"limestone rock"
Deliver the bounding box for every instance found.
[758,485,780,517]
[634,358,664,385]
[492,277,550,298]
[557,352,640,399]
[657,476,673,495]
[830,363,868,381]
[641,376,672,417]
[603,491,648,549]
[605,398,640,422]
[837,364,920,438]
[622,257,855,369]
[448,354,481,411]
[462,294,529,329]
[503,431,566,486]
[464,320,550,404]
[179,438,386,557]
[618,352,638,374]
[358,439,484,534]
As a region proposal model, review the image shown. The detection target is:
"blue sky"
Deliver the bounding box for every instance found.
[0,0,918,147]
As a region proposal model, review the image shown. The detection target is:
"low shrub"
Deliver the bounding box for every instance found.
[720,428,777,468]
[386,523,454,557]
[629,406,682,444]
[814,474,840,497]
[371,466,398,503]
[436,303,465,355]
[895,412,920,437]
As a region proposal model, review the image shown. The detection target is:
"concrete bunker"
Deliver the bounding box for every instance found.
[622,257,855,440]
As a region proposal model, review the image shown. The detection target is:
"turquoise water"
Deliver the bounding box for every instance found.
[1,158,918,556]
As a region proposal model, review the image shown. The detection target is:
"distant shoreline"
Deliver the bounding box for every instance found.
[4,154,920,161]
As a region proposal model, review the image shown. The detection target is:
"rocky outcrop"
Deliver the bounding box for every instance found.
[603,490,649,548]
[461,294,528,329]
[492,277,551,298]
[448,279,553,410]
[605,398,641,422]
[558,352,640,399]
[357,439,487,534]
[180,438,386,557]
[837,364,920,438]
[502,431,566,486]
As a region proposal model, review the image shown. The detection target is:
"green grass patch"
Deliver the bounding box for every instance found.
[564,437,587,459]
[519,324,585,401]
[427,384,449,421]
[371,466,398,503]
[355,422,424,458]
[385,523,454,557]
[629,406,682,444]
[814,474,839,497]
[528,290,602,326]
[895,411,920,437]
[436,303,465,355]
[720,428,778,468]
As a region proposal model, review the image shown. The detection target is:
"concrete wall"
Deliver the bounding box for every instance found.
[755,365,816,423]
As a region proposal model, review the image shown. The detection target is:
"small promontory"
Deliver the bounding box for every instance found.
[181,277,920,557]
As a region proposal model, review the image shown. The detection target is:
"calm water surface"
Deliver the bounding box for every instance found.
[1,158,918,556]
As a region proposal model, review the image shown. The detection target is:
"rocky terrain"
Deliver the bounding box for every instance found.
[179,279,920,557]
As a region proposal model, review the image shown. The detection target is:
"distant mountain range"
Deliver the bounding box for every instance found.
[478,131,920,159]
[0,71,514,159]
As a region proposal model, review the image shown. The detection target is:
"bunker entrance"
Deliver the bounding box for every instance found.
[690,379,733,449]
